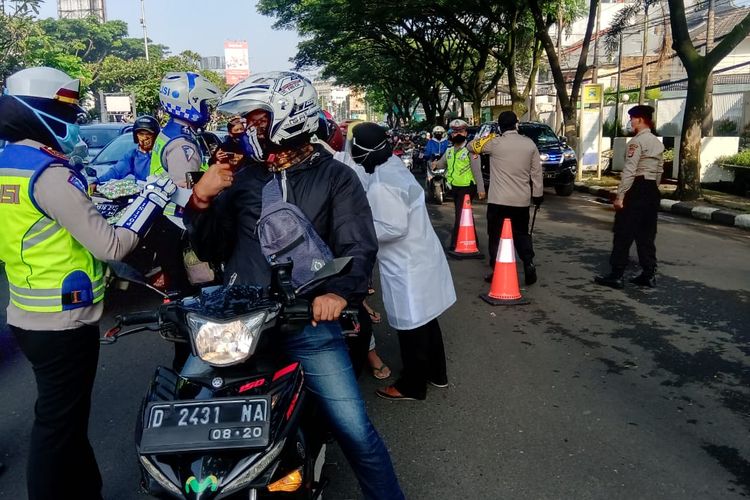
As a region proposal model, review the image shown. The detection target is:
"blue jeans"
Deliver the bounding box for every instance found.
[284,321,405,500]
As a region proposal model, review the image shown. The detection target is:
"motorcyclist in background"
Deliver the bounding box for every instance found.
[94,115,160,184]
[424,124,449,161]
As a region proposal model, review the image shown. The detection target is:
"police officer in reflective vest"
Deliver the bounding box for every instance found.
[433,119,485,249]
[0,67,175,500]
[150,71,220,185]
[595,105,664,289]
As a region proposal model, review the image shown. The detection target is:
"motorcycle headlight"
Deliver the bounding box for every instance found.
[187,312,267,367]
[539,153,550,161]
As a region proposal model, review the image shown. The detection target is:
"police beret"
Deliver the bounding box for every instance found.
[628,105,655,120]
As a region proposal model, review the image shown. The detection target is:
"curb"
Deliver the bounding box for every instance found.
[574,183,750,232]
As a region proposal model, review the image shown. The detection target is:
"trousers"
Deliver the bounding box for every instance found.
[487,203,534,268]
[394,318,448,400]
[610,177,660,275]
[450,184,478,249]
[11,324,103,500]
[284,322,404,500]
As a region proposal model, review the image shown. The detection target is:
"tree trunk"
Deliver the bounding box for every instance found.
[472,99,481,125]
[677,70,708,200]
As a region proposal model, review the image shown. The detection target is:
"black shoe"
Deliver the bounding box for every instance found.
[524,263,537,286]
[484,273,494,284]
[594,273,624,289]
[630,273,656,287]
[428,379,449,388]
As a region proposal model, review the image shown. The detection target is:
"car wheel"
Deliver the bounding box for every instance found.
[555,183,574,196]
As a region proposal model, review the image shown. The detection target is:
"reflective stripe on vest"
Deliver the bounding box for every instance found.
[446,147,474,187]
[0,145,105,313]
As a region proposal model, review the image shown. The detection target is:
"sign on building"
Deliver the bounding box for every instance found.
[224,41,250,85]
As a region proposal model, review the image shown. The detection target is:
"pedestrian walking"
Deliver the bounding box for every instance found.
[0,67,174,500]
[350,123,456,401]
[433,118,486,249]
[595,105,664,289]
[469,111,543,285]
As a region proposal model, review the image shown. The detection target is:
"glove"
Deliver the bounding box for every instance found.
[115,175,176,237]
[532,196,544,207]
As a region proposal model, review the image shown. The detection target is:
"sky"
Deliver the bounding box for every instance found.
[37,0,305,74]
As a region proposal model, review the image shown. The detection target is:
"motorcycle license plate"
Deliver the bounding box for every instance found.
[543,172,556,179]
[139,397,271,453]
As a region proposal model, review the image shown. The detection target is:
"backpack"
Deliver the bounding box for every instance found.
[257,173,334,288]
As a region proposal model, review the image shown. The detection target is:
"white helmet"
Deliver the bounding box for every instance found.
[218,71,320,147]
[158,72,220,127]
[432,125,445,134]
[449,118,469,129]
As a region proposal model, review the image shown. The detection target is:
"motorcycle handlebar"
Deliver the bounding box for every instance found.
[118,310,160,326]
[282,301,359,322]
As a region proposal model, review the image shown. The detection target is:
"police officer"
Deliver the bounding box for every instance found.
[595,105,664,289]
[0,67,175,500]
[470,111,543,285]
[433,118,486,249]
[150,71,220,186]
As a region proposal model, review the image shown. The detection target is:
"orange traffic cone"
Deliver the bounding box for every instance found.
[448,194,483,260]
[480,218,529,305]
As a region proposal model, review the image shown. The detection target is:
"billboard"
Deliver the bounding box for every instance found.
[224,40,250,85]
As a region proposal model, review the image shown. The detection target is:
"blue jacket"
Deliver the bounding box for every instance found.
[98,148,152,183]
[424,138,449,160]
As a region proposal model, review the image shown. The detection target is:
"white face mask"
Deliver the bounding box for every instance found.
[625,120,634,135]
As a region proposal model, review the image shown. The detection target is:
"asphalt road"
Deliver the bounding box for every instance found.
[1,186,749,500]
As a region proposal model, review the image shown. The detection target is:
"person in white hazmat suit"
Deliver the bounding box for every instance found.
[351,122,456,401]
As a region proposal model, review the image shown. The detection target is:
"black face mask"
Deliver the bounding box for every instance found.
[450,134,466,144]
[434,133,443,140]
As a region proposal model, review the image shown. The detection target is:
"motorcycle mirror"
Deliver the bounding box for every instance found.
[85,166,98,177]
[106,261,170,299]
[294,257,353,296]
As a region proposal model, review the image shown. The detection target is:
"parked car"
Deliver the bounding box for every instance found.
[477,121,577,196]
[80,123,133,161]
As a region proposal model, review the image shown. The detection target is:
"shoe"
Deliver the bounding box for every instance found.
[594,273,625,289]
[376,386,420,401]
[524,263,537,286]
[630,273,656,287]
[428,380,449,388]
[484,273,494,284]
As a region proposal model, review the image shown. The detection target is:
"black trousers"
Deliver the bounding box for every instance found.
[11,325,103,500]
[450,184,478,249]
[393,318,447,400]
[610,177,660,275]
[487,203,534,269]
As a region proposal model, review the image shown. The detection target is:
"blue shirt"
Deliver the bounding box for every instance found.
[98,148,152,183]
[424,138,449,160]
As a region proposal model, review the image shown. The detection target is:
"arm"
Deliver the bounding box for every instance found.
[321,167,378,303]
[470,153,486,196]
[34,167,139,261]
[184,182,237,265]
[162,137,203,187]
[617,140,642,201]
[97,151,134,183]
[530,146,544,198]
[367,182,409,242]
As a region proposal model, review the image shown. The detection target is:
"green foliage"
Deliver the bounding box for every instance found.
[663,148,674,162]
[0,0,42,83]
[713,119,738,137]
[716,150,750,167]
[603,119,623,138]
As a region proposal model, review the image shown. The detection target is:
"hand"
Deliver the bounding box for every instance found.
[532,195,544,207]
[430,161,437,171]
[193,163,234,203]
[478,192,487,201]
[143,175,177,207]
[311,293,347,327]
[613,197,624,210]
[214,149,230,163]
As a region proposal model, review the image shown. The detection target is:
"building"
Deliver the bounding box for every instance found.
[199,56,226,79]
[57,0,106,22]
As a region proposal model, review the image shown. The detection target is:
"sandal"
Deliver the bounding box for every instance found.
[368,310,382,324]
[371,363,391,380]
[376,386,419,401]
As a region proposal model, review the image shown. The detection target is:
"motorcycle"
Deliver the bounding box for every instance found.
[102,257,359,499]
[425,155,447,205]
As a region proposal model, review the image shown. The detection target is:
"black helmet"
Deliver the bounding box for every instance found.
[132,115,160,143]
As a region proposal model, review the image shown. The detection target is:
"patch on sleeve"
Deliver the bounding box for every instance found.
[67,173,87,193]
[182,145,196,162]
[627,143,639,158]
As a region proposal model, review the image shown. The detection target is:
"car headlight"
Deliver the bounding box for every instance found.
[187,312,267,367]
[539,153,549,161]
[563,149,576,160]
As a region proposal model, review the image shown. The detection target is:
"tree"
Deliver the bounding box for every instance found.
[0,0,42,83]
[667,0,750,199]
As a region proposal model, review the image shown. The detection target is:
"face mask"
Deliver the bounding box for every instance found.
[434,133,443,140]
[242,127,264,162]
[450,134,466,144]
[13,96,82,154]
[625,120,634,135]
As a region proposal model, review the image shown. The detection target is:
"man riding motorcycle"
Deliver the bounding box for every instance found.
[184,71,404,500]
[95,115,160,184]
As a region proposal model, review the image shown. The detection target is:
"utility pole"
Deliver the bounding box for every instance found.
[140,0,150,62]
[554,2,563,135]
[592,0,603,179]
[613,30,624,136]
[638,2,650,105]
[704,0,716,136]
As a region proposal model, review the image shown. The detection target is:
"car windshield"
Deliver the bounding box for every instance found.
[91,134,136,165]
[519,125,560,145]
[80,128,125,149]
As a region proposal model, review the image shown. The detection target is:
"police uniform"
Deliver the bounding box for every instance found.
[0,141,141,500]
[469,128,543,284]
[435,140,482,248]
[607,115,664,285]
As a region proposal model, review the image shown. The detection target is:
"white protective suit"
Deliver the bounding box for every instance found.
[366,155,456,330]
